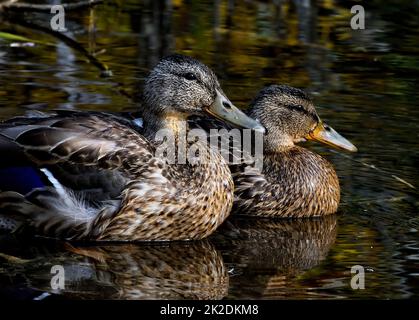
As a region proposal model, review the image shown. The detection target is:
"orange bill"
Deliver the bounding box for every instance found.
[305,121,357,152]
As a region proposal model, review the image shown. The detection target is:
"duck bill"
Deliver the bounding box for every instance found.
[306,121,357,152]
[205,90,266,133]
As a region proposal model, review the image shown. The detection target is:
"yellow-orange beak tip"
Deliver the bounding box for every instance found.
[306,122,357,153]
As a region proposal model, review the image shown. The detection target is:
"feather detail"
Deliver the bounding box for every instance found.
[0,111,234,240]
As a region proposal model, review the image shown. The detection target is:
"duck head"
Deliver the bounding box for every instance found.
[247,85,357,153]
[143,54,265,133]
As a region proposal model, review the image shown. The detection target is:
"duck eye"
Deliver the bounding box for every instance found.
[183,73,197,81]
[295,105,304,112]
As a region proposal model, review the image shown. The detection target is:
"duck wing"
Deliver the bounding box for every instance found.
[0,111,154,202]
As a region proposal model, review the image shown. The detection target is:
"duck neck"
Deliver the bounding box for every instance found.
[263,135,295,154]
[142,110,188,143]
[135,107,234,239]
[142,108,217,168]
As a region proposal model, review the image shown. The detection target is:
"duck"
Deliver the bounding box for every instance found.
[0,54,265,241]
[192,84,357,218]
[0,237,228,299]
[210,215,337,298]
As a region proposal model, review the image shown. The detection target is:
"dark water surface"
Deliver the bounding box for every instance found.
[0,0,418,299]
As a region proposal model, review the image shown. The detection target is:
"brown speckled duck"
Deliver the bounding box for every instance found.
[211,215,337,298]
[194,85,357,218]
[0,235,228,299]
[233,85,357,217]
[0,54,264,241]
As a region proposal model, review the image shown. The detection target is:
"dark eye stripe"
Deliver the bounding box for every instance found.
[286,104,318,122]
[173,72,203,85]
[287,105,304,112]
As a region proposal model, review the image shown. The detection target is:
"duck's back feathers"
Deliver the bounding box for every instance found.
[0,111,159,239]
[0,111,152,170]
[0,111,154,198]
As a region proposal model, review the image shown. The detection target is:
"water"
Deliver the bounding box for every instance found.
[0,0,418,299]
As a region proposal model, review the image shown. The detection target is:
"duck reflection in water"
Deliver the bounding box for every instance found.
[0,216,336,300]
[0,238,227,300]
[211,215,337,299]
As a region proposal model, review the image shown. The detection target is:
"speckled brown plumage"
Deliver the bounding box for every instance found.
[193,84,356,218]
[0,236,228,299]
[210,215,337,299]
[233,147,340,217]
[233,85,355,217]
[0,54,262,241]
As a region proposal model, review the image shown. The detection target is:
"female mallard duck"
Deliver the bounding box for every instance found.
[211,215,337,298]
[0,238,228,299]
[0,54,264,241]
[194,84,357,218]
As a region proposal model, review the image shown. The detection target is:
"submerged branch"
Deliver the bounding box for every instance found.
[7,17,112,77]
[346,195,409,206]
[331,149,417,191]
[0,251,31,264]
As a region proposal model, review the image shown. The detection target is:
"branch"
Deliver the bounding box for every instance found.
[1,0,103,13]
[7,17,112,77]
[331,149,417,192]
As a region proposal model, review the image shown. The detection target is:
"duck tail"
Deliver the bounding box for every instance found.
[0,186,100,240]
